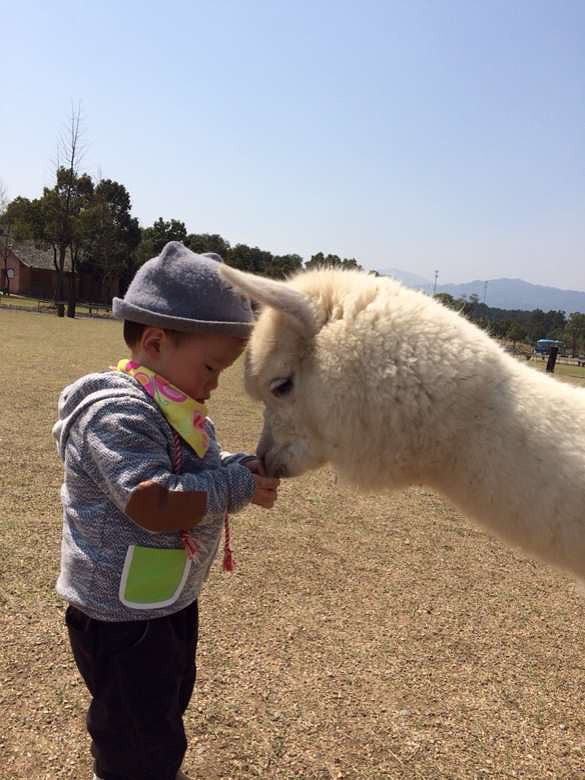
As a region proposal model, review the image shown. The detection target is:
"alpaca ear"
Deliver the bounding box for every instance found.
[219,265,317,338]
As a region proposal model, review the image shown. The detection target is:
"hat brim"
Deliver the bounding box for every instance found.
[112,298,254,338]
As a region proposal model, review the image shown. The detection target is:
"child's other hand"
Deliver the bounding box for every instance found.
[251,474,280,509]
[243,458,266,476]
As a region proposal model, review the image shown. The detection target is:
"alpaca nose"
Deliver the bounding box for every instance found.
[273,463,289,479]
[256,415,274,463]
[256,437,281,477]
[260,451,288,479]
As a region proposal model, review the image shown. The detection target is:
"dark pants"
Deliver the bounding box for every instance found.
[66,601,198,780]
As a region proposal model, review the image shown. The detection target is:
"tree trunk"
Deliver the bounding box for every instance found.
[67,270,77,318]
[67,247,81,318]
[56,246,66,317]
[56,271,65,317]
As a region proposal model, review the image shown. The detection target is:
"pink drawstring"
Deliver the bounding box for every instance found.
[180,531,199,560]
[172,431,234,571]
[222,512,234,571]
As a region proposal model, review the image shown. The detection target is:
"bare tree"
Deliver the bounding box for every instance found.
[39,103,90,317]
[57,103,88,317]
[56,103,87,173]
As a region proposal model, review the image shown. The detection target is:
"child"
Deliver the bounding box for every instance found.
[53,242,279,780]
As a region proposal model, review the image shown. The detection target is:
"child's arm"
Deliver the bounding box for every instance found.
[74,397,259,533]
[205,420,270,480]
[127,465,278,521]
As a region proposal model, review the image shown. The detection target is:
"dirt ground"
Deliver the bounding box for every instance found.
[2,308,585,780]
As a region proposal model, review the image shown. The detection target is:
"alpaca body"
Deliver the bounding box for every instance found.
[220,264,585,581]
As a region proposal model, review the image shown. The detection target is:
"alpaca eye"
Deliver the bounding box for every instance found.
[270,377,294,397]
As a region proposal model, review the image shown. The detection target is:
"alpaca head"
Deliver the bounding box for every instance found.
[219,264,482,483]
[218,265,347,477]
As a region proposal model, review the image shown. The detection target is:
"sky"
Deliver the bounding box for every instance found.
[3,0,584,289]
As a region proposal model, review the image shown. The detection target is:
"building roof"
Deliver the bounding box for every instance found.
[12,241,73,272]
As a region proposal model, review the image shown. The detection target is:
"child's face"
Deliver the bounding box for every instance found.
[136,330,247,402]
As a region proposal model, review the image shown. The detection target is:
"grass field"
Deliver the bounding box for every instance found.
[3,308,585,779]
[527,357,585,384]
[0,294,111,317]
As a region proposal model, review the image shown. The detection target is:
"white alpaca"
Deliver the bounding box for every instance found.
[219,264,585,584]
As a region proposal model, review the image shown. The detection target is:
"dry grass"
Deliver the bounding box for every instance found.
[0,295,111,317]
[527,357,585,385]
[2,308,585,780]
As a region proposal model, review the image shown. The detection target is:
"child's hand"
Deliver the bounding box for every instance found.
[250,473,280,509]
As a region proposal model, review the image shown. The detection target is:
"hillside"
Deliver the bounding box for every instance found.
[382,270,585,313]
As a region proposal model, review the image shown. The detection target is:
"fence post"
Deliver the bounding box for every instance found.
[546,346,559,373]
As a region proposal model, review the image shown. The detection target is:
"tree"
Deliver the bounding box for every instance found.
[185,233,230,258]
[434,292,475,319]
[66,171,95,315]
[8,170,143,307]
[527,309,546,342]
[434,292,457,310]
[269,253,303,279]
[489,319,511,339]
[4,196,39,298]
[226,243,274,275]
[547,311,564,331]
[135,218,188,267]
[78,179,141,299]
[507,321,528,347]
[52,105,89,317]
[4,196,36,239]
[7,177,121,308]
[9,105,91,317]
[304,252,363,271]
[19,165,94,317]
[565,312,585,357]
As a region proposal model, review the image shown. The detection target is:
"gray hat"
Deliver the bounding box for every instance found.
[112,242,253,337]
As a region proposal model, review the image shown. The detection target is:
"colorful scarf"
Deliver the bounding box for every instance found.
[115,359,209,458]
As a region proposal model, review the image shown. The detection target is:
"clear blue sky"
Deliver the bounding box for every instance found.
[3,0,584,289]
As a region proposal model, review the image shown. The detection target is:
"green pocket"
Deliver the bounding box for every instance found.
[119,545,191,609]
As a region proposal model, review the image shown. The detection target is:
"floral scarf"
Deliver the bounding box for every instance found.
[115,359,209,458]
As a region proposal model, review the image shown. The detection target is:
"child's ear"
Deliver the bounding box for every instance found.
[141,327,165,357]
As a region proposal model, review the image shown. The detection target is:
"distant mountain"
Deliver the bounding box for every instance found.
[382,268,432,289]
[437,278,585,314]
[378,270,585,314]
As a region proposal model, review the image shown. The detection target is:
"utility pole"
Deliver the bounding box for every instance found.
[483,280,488,305]
[433,269,439,295]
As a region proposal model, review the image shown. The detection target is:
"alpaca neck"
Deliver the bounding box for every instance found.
[431,354,585,580]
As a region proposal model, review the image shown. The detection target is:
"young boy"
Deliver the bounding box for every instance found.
[53,242,279,780]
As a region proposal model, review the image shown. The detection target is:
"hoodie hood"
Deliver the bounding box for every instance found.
[53,371,152,460]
